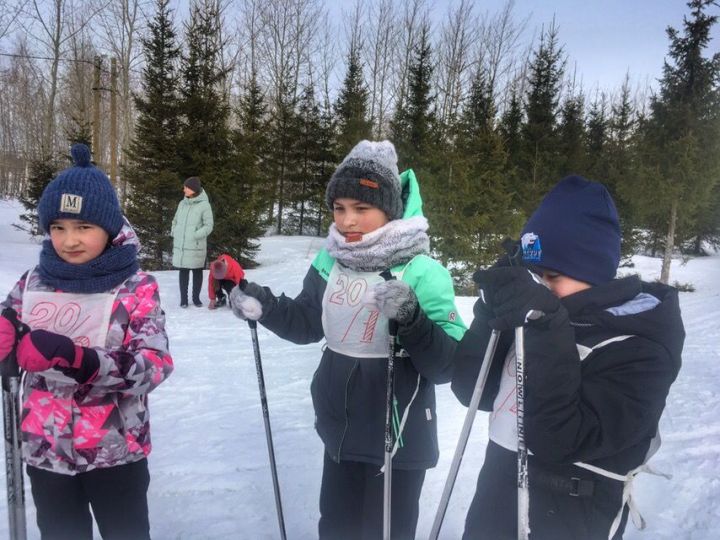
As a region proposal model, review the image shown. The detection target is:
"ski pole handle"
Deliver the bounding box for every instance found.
[1,309,26,381]
[388,319,398,338]
[0,353,20,382]
[236,280,259,330]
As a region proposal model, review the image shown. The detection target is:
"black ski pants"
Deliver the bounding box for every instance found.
[27,459,151,540]
[178,267,203,304]
[318,451,425,540]
[213,278,235,300]
[463,441,627,540]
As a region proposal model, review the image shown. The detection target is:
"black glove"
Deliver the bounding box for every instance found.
[473,267,560,331]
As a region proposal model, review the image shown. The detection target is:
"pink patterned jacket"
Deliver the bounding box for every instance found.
[0,222,174,475]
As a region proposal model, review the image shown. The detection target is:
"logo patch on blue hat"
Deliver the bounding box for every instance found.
[60,193,83,214]
[521,232,542,263]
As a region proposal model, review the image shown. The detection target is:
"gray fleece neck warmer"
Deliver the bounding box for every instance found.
[326,216,430,272]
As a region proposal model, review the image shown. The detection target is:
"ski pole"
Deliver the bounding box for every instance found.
[247,319,287,540]
[428,329,500,540]
[378,269,398,540]
[515,326,530,540]
[383,316,398,540]
[1,340,27,540]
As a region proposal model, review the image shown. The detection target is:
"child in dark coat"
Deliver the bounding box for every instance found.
[229,140,466,539]
[208,254,245,309]
[0,144,173,540]
[452,175,684,540]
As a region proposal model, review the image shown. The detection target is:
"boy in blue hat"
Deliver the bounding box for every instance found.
[451,175,684,539]
[0,144,173,539]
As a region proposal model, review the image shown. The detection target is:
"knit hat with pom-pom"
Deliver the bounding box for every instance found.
[38,144,124,237]
[325,140,403,220]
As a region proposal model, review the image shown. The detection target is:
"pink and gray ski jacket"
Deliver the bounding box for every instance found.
[1,222,174,475]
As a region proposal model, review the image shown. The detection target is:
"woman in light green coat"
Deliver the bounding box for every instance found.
[172,176,214,307]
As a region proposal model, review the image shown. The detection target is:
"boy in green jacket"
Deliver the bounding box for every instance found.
[230,140,466,539]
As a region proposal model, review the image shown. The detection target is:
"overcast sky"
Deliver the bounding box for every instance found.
[437,0,720,92]
[329,0,719,94]
[160,0,720,96]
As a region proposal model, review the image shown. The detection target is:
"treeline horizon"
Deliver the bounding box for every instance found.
[0,0,718,286]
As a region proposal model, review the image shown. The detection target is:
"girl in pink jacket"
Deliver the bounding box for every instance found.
[0,144,173,540]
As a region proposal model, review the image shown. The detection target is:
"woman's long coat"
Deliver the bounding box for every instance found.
[171,190,214,269]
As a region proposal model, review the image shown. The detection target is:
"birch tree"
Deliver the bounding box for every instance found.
[21,0,108,156]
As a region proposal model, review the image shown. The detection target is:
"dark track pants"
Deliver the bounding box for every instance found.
[462,441,627,540]
[179,267,203,304]
[27,459,151,540]
[318,451,425,540]
[213,278,235,301]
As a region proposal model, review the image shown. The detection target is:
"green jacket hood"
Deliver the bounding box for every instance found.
[186,189,209,204]
[400,169,424,219]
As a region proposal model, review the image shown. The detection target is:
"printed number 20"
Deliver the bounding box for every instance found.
[328,273,368,306]
[26,301,91,346]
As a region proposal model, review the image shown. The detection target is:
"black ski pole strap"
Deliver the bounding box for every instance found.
[379,270,399,337]
[502,238,523,267]
[1,308,26,380]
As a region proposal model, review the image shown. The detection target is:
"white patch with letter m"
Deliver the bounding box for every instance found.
[60,193,83,213]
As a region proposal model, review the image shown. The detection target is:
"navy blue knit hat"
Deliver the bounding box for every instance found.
[520,175,621,285]
[38,144,124,237]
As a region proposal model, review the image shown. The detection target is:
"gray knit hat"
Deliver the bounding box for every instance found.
[184,176,202,194]
[325,140,403,220]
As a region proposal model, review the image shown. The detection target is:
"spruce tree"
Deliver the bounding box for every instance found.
[557,88,586,176]
[498,82,525,210]
[19,128,91,234]
[335,46,372,158]
[519,21,566,213]
[124,0,182,269]
[266,84,300,234]
[178,0,231,176]
[18,156,59,235]
[291,84,326,235]
[605,79,641,258]
[584,92,609,182]
[433,67,519,286]
[627,0,720,282]
[391,23,436,170]
[315,104,338,236]
[227,69,269,265]
[178,0,257,261]
[690,182,720,253]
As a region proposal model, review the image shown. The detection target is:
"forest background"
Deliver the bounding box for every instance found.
[1,0,719,289]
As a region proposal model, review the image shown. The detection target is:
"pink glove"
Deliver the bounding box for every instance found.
[16,329,99,384]
[0,308,27,363]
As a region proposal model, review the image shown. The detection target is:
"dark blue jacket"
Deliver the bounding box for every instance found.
[452,276,684,539]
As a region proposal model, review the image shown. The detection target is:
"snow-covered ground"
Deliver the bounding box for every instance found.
[0,197,718,539]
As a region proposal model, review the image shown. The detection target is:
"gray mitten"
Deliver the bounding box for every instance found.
[229,282,267,321]
[363,280,419,325]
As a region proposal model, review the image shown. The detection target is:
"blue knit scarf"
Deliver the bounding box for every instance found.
[38,240,139,293]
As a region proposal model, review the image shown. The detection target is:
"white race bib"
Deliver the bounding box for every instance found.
[488,344,519,451]
[321,263,390,358]
[22,272,116,348]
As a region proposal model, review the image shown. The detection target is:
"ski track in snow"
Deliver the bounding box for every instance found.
[0,199,718,539]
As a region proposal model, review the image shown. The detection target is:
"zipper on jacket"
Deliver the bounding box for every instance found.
[335,359,359,462]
